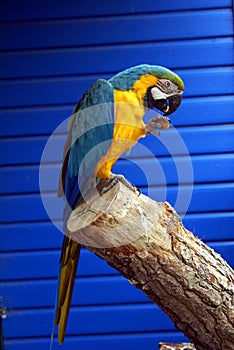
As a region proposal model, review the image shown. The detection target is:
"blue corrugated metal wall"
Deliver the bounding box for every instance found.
[0,1,233,349]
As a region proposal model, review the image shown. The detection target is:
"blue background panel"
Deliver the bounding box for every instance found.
[0,1,233,349]
[0,0,232,22]
[1,95,234,137]
[1,41,233,80]
[5,333,188,350]
[1,10,233,50]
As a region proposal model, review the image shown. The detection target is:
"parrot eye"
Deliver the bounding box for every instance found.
[157,79,178,94]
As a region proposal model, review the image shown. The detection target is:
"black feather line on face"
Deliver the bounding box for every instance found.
[144,86,157,109]
[156,80,170,94]
[157,79,179,94]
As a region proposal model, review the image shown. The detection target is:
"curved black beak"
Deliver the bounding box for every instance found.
[163,94,183,116]
[145,87,183,116]
[153,93,182,116]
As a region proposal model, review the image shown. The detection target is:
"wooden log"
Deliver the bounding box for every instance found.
[67,179,234,350]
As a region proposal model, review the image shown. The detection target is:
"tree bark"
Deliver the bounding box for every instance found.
[67,180,234,350]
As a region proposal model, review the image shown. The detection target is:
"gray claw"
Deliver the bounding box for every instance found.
[99,174,138,195]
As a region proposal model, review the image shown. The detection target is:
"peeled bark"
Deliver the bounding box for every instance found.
[67,180,234,350]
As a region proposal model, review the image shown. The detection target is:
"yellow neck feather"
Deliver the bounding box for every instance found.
[133,74,159,102]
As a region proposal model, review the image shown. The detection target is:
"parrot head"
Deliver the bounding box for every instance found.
[144,67,184,116]
[110,64,184,116]
[146,78,183,116]
[145,79,183,116]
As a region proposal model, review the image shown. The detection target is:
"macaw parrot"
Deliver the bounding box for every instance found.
[53,64,184,344]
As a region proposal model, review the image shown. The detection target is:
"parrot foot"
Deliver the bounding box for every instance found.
[99,174,140,196]
[145,114,171,136]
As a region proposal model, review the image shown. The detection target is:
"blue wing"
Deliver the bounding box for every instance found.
[53,79,115,345]
[58,78,115,225]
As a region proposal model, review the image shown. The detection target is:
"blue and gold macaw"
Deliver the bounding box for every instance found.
[54,64,184,343]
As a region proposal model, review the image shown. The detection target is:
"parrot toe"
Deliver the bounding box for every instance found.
[145,114,171,136]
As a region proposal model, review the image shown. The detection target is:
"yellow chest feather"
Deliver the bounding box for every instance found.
[95,74,159,178]
[95,90,146,178]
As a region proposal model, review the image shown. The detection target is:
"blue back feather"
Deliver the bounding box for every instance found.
[109,64,184,91]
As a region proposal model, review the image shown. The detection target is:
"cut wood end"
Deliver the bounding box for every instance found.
[67,180,134,232]
[67,179,178,250]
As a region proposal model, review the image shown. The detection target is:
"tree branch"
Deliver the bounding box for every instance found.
[67,180,234,350]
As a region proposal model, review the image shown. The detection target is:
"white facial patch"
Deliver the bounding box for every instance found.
[151,86,169,100]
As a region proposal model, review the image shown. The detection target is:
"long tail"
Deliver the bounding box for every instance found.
[53,236,81,344]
